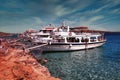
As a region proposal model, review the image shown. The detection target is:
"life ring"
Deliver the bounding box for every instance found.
[69,32,72,36]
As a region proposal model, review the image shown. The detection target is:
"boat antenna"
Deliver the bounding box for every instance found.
[62,21,65,27]
[49,24,52,27]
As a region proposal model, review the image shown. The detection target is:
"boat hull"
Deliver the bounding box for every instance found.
[39,41,106,52]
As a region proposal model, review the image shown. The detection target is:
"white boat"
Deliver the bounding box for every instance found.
[29,25,106,52]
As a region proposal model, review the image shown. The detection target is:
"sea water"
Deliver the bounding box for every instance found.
[38,33,120,80]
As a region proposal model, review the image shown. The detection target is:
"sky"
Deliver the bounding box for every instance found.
[0,0,120,33]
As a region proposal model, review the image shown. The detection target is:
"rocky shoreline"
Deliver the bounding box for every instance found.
[0,38,60,80]
[0,32,12,37]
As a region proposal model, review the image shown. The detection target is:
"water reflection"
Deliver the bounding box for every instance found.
[38,47,120,80]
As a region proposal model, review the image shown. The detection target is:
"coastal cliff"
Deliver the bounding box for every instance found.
[0,40,60,80]
[0,32,12,37]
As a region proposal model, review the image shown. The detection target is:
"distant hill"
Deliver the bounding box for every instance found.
[104,31,120,36]
[0,32,13,37]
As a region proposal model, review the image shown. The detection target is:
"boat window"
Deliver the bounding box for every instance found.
[57,39,65,42]
[90,37,96,42]
[90,37,96,39]
[81,37,85,42]
[43,30,46,33]
[43,30,52,33]
[75,38,79,42]
[67,37,79,42]
[39,35,49,37]
[81,37,89,42]
[98,36,102,41]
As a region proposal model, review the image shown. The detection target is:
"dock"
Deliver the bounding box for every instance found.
[25,43,48,52]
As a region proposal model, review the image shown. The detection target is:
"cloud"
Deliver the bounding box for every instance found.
[54,5,68,16]
[0,0,97,19]
[110,9,120,14]
[51,0,94,17]
[91,4,109,13]
[0,0,120,32]
[89,16,104,22]
[33,17,43,24]
[64,20,77,27]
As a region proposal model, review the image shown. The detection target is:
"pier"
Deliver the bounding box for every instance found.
[25,43,48,52]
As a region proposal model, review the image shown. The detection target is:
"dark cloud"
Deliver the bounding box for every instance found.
[0,0,120,32]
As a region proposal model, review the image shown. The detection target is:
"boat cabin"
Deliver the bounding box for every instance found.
[51,34,105,44]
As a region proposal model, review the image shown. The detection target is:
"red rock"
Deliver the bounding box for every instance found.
[0,41,60,80]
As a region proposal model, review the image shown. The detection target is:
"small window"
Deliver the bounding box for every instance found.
[40,35,49,37]
[81,37,85,42]
[90,37,96,39]
[81,37,89,42]
[90,37,96,42]
[98,36,102,41]
[57,39,65,42]
[67,37,79,42]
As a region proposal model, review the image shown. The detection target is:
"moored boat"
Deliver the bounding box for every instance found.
[27,24,106,52]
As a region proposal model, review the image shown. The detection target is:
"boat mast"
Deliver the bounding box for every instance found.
[62,21,65,27]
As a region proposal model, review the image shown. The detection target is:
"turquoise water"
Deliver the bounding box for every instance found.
[38,34,120,80]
